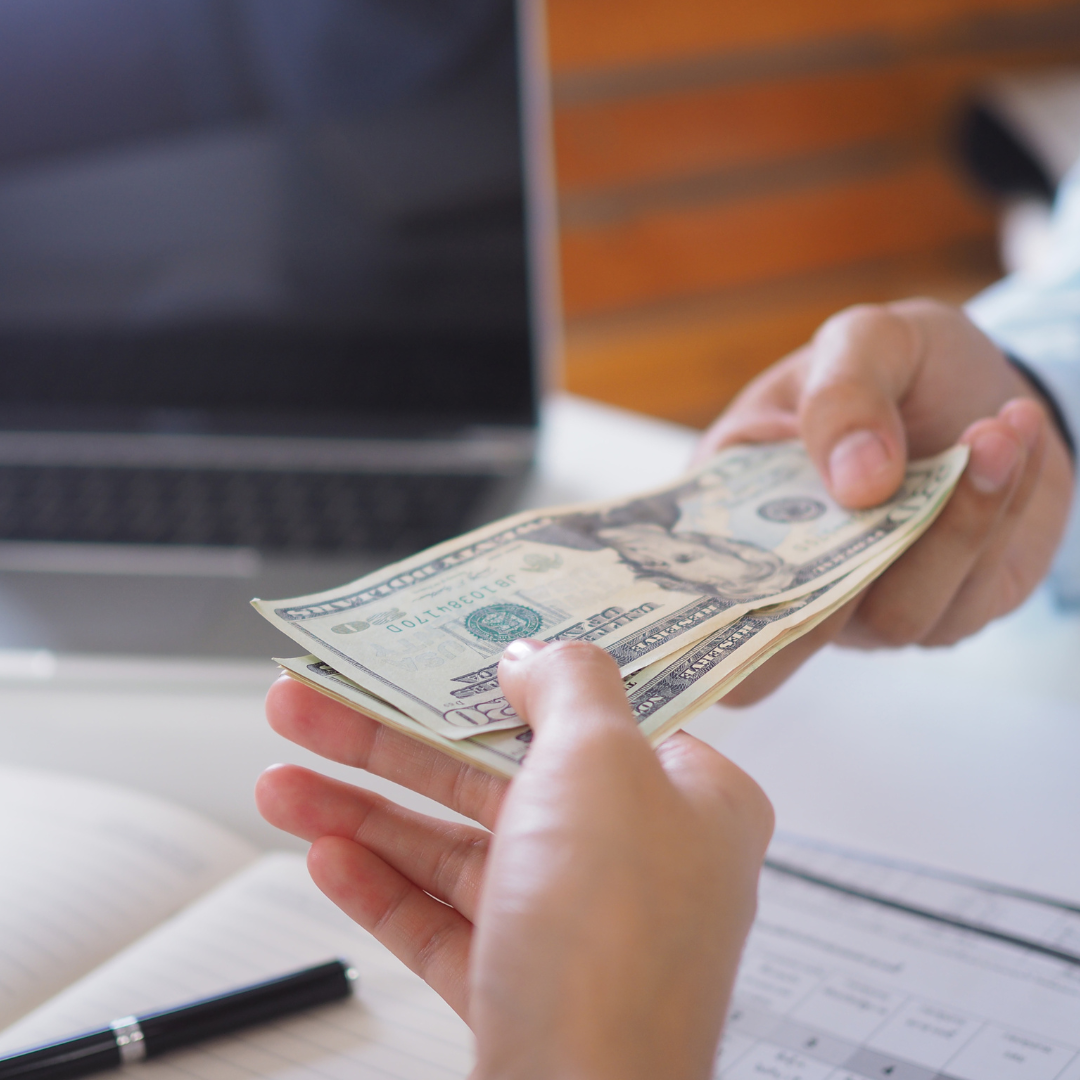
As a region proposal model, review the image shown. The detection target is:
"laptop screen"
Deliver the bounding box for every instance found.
[0,0,536,436]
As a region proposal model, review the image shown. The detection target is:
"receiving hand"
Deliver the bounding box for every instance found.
[697,298,1074,705]
[257,640,774,1080]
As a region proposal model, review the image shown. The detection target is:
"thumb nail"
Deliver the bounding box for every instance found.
[501,639,547,661]
[828,430,891,497]
[1000,399,1042,453]
[968,429,1021,494]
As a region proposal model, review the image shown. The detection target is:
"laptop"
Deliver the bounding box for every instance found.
[0,0,555,658]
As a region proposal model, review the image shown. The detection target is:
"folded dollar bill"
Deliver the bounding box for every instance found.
[255,440,967,766]
[273,518,929,779]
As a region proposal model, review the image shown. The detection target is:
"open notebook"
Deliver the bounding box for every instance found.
[0,765,474,1079]
[2,766,1079,1080]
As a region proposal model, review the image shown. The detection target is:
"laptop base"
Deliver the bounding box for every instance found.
[0,551,386,659]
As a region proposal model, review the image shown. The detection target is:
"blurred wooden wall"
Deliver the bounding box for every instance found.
[546,0,1080,427]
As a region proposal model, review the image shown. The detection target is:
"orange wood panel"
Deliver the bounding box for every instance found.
[566,305,827,428]
[556,69,917,193]
[565,299,839,427]
[554,48,1080,194]
[546,0,1068,423]
[546,0,1079,75]
[563,250,999,426]
[560,160,995,317]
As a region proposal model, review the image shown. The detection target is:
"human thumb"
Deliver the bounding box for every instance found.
[800,305,911,508]
[497,639,638,742]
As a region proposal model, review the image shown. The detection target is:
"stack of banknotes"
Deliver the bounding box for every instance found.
[253,441,967,778]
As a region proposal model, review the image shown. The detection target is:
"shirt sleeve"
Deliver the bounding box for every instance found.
[965,164,1080,603]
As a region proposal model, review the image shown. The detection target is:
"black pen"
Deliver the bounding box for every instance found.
[0,959,357,1080]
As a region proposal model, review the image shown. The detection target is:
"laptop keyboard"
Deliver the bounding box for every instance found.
[0,466,497,553]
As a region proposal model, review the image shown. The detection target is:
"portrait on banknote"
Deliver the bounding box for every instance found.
[522,482,798,601]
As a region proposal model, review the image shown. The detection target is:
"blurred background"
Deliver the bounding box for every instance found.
[548,0,1080,428]
[2,0,1080,657]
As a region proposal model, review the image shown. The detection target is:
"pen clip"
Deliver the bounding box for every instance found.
[108,1019,146,1065]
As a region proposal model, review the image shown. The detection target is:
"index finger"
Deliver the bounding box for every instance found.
[266,675,508,830]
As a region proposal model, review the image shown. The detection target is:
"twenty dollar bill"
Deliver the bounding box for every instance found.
[254,441,967,747]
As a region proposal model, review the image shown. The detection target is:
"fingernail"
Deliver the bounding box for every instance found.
[501,639,547,661]
[828,430,891,496]
[968,429,1021,493]
[1000,399,1042,452]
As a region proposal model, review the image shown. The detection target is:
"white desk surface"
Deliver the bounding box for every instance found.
[2,394,1078,902]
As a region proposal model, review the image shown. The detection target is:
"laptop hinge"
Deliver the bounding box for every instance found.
[0,429,536,474]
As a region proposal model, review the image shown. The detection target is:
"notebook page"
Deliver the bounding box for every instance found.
[0,853,474,1080]
[0,765,257,1029]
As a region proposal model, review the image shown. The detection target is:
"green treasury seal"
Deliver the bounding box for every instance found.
[464,603,543,643]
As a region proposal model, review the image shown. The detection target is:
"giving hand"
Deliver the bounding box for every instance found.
[697,298,1074,704]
